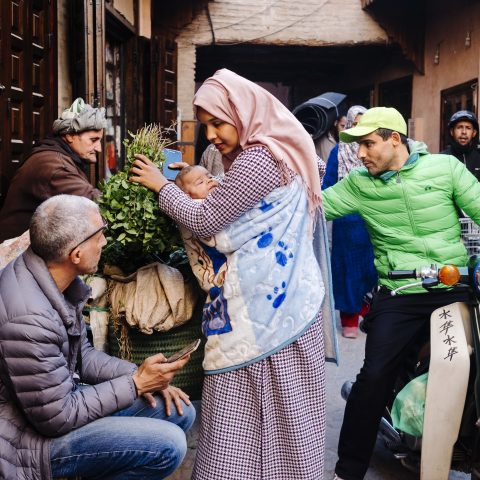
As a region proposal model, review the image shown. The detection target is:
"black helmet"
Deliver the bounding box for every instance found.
[448,110,479,130]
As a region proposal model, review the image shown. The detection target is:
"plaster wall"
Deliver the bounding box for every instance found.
[177,0,388,120]
[139,0,151,38]
[57,0,72,114]
[411,0,480,151]
[112,0,135,25]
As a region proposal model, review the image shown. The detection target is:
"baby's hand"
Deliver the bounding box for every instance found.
[168,161,190,170]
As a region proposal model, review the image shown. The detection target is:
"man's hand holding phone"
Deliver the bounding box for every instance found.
[132,339,201,407]
[132,352,189,397]
[166,339,201,363]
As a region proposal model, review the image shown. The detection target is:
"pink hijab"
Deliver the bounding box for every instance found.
[193,69,322,215]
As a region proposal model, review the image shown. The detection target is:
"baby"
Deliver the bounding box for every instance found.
[173,165,229,335]
[174,165,219,199]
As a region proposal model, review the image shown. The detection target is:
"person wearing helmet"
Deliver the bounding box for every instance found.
[441,110,480,181]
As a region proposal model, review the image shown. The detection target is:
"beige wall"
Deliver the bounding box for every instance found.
[112,0,135,25]
[412,0,480,151]
[177,0,388,121]
[57,0,72,114]
[138,0,151,38]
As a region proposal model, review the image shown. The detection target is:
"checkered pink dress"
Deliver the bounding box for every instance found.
[159,147,326,479]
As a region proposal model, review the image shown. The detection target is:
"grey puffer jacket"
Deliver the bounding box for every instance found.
[0,248,138,479]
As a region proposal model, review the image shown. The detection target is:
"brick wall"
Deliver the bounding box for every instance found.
[176,0,388,121]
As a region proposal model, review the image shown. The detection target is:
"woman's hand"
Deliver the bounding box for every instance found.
[129,154,169,193]
[160,385,191,416]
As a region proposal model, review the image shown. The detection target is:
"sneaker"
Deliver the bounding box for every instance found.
[333,475,344,480]
[342,326,358,338]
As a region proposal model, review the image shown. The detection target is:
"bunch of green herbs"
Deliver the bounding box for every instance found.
[98,124,184,274]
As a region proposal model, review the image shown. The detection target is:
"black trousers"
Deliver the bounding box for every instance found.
[335,286,472,480]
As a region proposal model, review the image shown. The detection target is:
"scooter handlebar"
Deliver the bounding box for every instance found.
[388,269,417,279]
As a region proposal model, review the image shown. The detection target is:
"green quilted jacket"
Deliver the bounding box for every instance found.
[322,140,480,293]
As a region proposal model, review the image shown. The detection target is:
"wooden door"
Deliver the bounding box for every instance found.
[0,0,57,206]
[150,34,178,129]
[69,0,106,185]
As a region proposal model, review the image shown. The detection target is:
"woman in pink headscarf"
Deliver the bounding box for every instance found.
[130,69,337,480]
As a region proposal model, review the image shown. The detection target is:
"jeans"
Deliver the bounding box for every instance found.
[50,393,196,479]
[335,287,471,480]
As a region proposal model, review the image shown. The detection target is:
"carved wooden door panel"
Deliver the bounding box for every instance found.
[150,34,177,129]
[0,0,56,206]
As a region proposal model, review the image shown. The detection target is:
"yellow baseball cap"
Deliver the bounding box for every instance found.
[340,107,407,143]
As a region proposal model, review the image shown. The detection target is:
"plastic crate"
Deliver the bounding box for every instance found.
[460,217,480,256]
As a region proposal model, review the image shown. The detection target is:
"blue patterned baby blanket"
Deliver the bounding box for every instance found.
[182,178,325,373]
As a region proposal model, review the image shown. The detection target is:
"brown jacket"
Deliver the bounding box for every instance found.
[0,138,100,242]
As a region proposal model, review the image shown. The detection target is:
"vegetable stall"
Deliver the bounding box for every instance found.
[86,125,204,399]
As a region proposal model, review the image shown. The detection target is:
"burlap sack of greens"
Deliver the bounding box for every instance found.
[109,262,198,334]
[98,125,183,275]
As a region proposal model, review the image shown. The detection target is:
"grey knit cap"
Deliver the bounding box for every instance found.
[52,98,107,135]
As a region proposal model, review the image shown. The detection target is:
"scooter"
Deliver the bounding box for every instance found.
[341,258,480,480]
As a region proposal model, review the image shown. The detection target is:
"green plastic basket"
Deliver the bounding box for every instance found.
[108,300,205,400]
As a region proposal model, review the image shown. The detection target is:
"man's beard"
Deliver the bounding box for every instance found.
[451,140,475,154]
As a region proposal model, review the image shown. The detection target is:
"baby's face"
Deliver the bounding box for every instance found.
[182,166,219,199]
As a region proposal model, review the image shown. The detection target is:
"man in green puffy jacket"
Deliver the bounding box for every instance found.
[324,107,480,480]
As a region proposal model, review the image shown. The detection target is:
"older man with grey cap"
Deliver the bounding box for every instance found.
[0,98,106,242]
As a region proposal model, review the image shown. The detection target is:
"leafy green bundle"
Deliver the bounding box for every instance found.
[98,125,182,274]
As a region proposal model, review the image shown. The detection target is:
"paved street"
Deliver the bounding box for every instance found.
[324,326,470,480]
[168,322,471,480]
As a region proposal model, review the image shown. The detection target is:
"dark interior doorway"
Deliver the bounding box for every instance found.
[378,76,413,122]
[195,43,413,111]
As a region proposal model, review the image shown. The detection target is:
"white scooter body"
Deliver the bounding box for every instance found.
[421,301,473,480]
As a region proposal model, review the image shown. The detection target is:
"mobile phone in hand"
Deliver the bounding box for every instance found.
[162,148,182,181]
[166,339,201,363]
